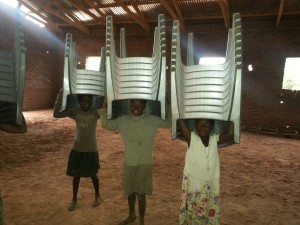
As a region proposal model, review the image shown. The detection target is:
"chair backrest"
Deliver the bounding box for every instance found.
[0,11,26,125]
[61,33,106,110]
[171,13,242,144]
[105,14,167,119]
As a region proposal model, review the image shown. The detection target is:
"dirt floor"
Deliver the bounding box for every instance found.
[0,109,299,225]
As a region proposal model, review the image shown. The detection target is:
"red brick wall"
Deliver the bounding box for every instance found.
[0,6,64,111]
[179,19,300,131]
[241,18,300,131]
[1,5,300,130]
[67,20,300,131]
[23,21,65,110]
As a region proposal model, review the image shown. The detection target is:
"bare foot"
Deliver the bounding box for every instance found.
[118,215,137,225]
[67,200,77,211]
[92,195,101,207]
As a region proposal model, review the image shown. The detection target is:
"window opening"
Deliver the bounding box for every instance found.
[85,56,101,71]
[199,57,225,65]
[282,58,300,91]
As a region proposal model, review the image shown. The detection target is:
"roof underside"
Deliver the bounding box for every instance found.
[15,0,300,34]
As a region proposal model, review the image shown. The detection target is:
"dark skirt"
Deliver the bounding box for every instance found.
[67,150,100,178]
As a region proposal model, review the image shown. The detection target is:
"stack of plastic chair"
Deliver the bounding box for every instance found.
[105,14,166,119]
[0,11,26,125]
[109,28,132,119]
[171,13,242,144]
[61,33,106,110]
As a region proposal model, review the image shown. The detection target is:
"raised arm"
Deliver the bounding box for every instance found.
[98,97,119,131]
[53,89,73,118]
[218,121,234,144]
[0,113,27,133]
[178,119,191,146]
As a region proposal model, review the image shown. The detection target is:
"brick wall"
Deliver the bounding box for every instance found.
[23,20,65,110]
[241,18,300,131]
[65,19,300,131]
[1,5,300,130]
[0,5,64,111]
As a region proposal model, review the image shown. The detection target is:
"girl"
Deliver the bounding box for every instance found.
[178,119,233,225]
[53,90,101,211]
[99,99,171,225]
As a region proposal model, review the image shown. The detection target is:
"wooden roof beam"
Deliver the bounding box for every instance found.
[129,0,149,28]
[114,0,151,32]
[160,0,185,31]
[51,0,98,30]
[50,0,82,23]
[171,0,185,31]
[160,0,177,20]
[66,0,105,25]
[30,0,90,34]
[218,0,230,29]
[224,0,230,25]
[83,0,107,21]
[276,0,286,27]
[82,0,118,31]
[18,0,64,35]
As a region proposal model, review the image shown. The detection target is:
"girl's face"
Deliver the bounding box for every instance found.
[130,100,145,117]
[79,96,92,112]
[195,119,214,137]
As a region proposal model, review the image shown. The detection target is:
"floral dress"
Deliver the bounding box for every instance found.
[179,132,220,225]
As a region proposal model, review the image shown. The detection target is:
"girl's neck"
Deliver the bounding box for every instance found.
[130,113,144,122]
[200,136,210,147]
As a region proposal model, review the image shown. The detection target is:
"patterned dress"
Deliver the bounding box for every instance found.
[179,132,220,225]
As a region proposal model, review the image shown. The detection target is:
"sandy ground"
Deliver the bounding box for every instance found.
[0,109,299,225]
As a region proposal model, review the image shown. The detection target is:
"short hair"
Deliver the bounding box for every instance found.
[195,118,215,127]
[130,99,147,107]
[77,94,93,102]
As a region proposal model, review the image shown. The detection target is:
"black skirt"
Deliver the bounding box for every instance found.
[66,150,100,178]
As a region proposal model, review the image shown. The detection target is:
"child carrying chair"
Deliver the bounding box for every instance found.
[53,89,102,211]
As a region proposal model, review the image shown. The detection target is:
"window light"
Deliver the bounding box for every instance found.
[282,58,300,91]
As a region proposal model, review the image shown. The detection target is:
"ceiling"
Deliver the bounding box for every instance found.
[15,0,300,35]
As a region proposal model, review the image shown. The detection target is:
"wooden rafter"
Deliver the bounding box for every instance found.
[66,0,105,25]
[171,0,185,31]
[83,0,106,21]
[30,0,90,34]
[160,0,185,31]
[219,0,230,29]
[128,0,149,28]
[276,0,286,27]
[114,0,151,32]
[18,0,64,35]
[14,0,300,35]
[160,0,177,20]
[51,0,80,22]
[224,0,230,26]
